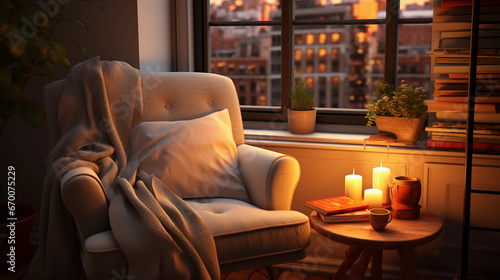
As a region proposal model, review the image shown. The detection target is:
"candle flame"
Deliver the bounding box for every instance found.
[380,160,383,168]
[353,168,355,175]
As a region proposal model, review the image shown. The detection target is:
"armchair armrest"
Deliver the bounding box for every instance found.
[60,167,110,240]
[237,144,300,210]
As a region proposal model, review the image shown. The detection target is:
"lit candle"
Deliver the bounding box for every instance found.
[345,169,362,202]
[364,188,383,209]
[372,161,391,205]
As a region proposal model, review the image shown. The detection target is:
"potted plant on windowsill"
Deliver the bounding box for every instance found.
[366,81,428,144]
[287,75,316,134]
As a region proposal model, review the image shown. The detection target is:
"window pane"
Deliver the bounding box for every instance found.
[209,0,280,22]
[397,23,432,98]
[400,0,433,18]
[294,25,383,109]
[295,0,380,21]
[210,25,274,106]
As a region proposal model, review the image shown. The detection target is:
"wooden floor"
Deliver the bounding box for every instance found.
[5,267,328,280]
[221,268,331,280]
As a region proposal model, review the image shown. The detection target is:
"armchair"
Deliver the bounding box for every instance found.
[44,72,310,279]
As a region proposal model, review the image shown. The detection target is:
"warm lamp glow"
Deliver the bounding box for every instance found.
[372,161,391,205]
[345,169,362,202]
[364,187,382,209]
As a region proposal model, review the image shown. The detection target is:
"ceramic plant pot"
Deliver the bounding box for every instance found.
[388,176,421,219]
[287,108,317,134]
[375,116,426,144]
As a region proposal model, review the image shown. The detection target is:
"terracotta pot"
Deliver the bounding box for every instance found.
[388,176,421,219]
[375,116,426,144]
[1,203,38,273]
[287,108,316,134]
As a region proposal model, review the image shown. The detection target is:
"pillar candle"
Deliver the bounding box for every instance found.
[345,169,362,202]
[373,162,391,205]
[364,188,382,209]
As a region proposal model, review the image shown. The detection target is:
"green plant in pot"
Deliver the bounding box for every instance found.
[366,80,428,144]
[0,0,103,138]
[288,75,316,134]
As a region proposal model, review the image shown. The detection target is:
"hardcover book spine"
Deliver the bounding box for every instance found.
[318,212,369,223]
[427,140,500,151]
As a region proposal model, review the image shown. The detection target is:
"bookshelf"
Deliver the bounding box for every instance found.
[427,2,500,152]
[429,1,500,279]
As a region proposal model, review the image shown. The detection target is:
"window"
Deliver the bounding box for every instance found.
[195,0,432,125]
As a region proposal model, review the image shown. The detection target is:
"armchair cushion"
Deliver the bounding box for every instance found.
[130,109,250,202]
[185,198,310,267]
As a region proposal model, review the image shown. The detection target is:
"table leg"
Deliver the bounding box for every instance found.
[333,245,363,280]
[370,249,383,280]
[348,248,372,280]
[397,247,422,280]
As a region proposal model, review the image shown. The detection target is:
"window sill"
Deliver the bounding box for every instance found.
[244,129,500,159]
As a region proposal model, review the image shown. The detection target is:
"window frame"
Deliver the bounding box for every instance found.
[193,0,432,126]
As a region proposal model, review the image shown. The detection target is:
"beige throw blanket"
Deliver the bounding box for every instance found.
[27,57,220,279]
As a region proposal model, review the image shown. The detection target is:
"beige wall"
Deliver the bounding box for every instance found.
[138,0,172,72]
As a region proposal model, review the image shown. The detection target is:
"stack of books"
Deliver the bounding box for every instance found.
[427,1,500,151]
[426,121,500,151]
[305,196,369,223]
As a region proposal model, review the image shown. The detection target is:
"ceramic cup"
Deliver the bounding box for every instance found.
[369,208,392,230]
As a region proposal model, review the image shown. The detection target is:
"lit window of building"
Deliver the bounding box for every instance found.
[319,33,327,44]
[331,33,340,43]
[306,33,315,45]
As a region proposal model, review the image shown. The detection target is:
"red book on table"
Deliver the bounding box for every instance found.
[305,196,369,216]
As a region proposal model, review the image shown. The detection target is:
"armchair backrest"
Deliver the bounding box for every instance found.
[44,72,245,148]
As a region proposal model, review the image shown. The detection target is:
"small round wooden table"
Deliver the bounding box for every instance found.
[310,210,442,280]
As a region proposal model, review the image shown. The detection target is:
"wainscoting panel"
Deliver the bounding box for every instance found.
[424,163,500,275]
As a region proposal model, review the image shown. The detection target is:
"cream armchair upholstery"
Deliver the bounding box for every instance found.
[44,72,310,279]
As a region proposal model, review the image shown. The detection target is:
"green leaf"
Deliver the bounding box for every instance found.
[40,60,55,77]
[7,29,27,57]
[48,40,71,68]
[34,33,50,59]
[17,101,46,129]
[16,47,33,71]
[64,18,88,30]
[71,40,87,57]
[78,0,104,12]
[50,40,67,56]
[289,75,313,111]
[53,50,71,69]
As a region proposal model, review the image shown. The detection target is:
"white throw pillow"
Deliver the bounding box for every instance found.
[129,109,249,202]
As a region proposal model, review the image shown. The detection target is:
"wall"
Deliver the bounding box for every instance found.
[0,0,140,239]
[138,0,172,72]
